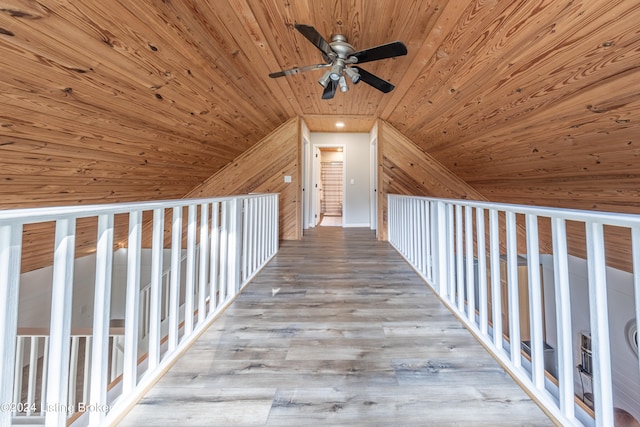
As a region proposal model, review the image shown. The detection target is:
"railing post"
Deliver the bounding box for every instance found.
[45,218,76,427]
[123,210,142,394]
[89,214,114,427]
[585,221,614,427]
[0,224,23,427]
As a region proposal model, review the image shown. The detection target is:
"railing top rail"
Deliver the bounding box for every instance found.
[390,194,640,228]
[0,193,277,225]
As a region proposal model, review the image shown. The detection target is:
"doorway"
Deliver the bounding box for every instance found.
[317,147,344,227]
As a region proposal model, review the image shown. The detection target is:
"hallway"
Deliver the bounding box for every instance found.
[119,228,552,426]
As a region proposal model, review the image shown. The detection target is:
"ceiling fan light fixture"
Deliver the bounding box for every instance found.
[338,75,349,92]
[318,70,331,88]
[345,67,360,84]
[330,59,346,81]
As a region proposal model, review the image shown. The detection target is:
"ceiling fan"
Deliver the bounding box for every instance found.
[269,24,407,100]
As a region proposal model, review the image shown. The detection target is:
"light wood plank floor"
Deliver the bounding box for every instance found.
[119,228,553,426]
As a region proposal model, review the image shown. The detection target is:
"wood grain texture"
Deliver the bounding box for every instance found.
[377,120,488,241]
[119,228,552,426]
[303,115,375,132]
[187,117,302,241]
[1,0,639,272]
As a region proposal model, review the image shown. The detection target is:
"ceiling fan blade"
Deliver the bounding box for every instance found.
[294,24,335,58]
[353,66,395,93]
[351,41,407,64]
[269,63,329,78]
[322,79,338,100]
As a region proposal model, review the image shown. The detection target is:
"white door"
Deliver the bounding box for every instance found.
[370,137,378,234]
[313,145,322,227]
[302,138,311,229]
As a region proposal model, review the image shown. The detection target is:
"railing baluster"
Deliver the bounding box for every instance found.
[424,200,432,281]
[552,217,575,421]
[219,202,229,302]
[632,227,640,384]
[168,207,182,351]
[45,217,76,427]
[505,211,521,368]
[525,214,545,389]
[228,198,243,296]
[85,214,114,425]
[68,336,79,409]
[83,336,92,408]
[477,208,488,335]
[489,209,502,349]
[210,202,220,312]
[184,205,197,335]
[27,336,38,416]
[148,209,164,372]
[123,210,142,394]
[585,222,614,427]
[198,203,210,324]
[13,336,24,417]
[455,205,464,312]
[40,336,49,416]
[242,199,249,282]
[447,204,455,301]
[465,206,475,323]
[0,223,23,427]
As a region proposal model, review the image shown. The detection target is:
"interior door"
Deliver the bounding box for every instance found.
[313,146,322,226]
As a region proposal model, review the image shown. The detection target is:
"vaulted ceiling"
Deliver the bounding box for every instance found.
[0,0,639,213]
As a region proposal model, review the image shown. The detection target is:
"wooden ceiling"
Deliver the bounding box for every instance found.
[0,0,639,216]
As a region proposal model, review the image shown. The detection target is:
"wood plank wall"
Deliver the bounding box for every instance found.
[14,118,301,273]
[377,120,488,241]
[377,120,634,272]
[186,117,302,241]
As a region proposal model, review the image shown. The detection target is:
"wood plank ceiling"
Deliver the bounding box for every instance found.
[0,0,639,217]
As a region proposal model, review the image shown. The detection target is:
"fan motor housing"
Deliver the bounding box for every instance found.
[330,34,355,59]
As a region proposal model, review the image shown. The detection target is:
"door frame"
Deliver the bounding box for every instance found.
[311,143,346,227]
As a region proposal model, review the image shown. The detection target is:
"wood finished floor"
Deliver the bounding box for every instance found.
[119,228,553,426]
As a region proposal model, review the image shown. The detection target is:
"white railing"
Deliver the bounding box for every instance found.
[0,193,278,427]
[11,332,125,421]
[388,194,640,427]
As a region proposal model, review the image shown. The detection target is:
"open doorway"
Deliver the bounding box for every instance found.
[317,147,344,227]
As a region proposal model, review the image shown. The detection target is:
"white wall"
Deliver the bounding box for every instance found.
[18,248,176,329]
[540,255,640,421]
[311,132,371,227]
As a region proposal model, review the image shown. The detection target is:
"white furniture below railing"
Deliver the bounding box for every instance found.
[388,194,640,427]
[0,193,278,427]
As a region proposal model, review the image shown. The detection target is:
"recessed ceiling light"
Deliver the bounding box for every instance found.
[336,122,345,128]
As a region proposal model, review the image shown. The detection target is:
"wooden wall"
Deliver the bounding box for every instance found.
[187,117,302,241]
[377,120,634,272]
[377,120,487,241]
